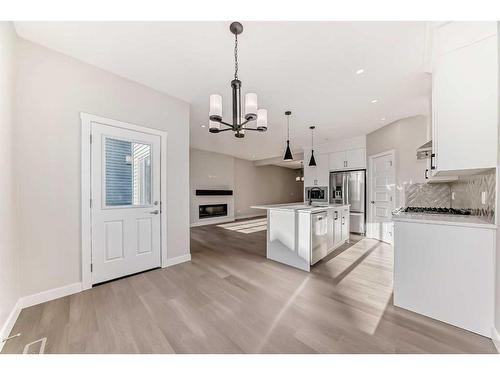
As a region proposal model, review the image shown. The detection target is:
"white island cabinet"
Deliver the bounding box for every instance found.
[252,203,350,272]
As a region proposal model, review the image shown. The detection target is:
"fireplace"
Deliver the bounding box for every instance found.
[199,204,228,219]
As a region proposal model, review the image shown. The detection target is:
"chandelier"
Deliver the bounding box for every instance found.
[208,22,268,138]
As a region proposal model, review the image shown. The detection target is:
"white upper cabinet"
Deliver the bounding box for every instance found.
[432,22,498,175]
[329,148,366,171]
[329,151,345,171]
[345,148,366,169]
[303,152,330,187]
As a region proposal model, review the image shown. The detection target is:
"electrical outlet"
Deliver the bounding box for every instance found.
[481,191,486,205]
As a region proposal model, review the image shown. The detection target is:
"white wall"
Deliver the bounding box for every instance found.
[234,158,303,218]
[0,22,20,340]
[190,148,235,226]
[366,115,428,208]
[190,148,303,224]
[14,39,190,297]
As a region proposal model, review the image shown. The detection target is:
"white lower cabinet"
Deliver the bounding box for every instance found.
[333,209,342,246]
[341,207,349,241]
[394,220,494,337]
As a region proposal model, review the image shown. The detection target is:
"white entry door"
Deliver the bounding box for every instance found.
[91,122,161,284]
[369,152,395,244]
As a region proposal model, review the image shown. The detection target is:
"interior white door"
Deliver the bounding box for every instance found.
[370,153,395,244]
[91,122,161,284]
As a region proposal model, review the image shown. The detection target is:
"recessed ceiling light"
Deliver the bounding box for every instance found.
[381,117,386,121]
[201,125,206,128]
[371,99,379,104]
[356,68,364,75]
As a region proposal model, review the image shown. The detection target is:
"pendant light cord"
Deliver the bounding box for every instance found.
[234,34,239,80]
[287,114,290,140]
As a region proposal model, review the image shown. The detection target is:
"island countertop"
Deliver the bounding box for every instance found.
[251,202,350,213]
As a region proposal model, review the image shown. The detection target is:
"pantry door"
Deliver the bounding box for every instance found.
[90,122,161,284]
[369,150,395,244]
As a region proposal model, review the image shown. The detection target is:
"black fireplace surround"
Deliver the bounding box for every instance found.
[199,204,228,219]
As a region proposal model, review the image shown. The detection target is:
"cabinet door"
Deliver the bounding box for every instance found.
[433,35,497,172]
[333,209,342,245]
[345,148,366,169]
[303,149,317,186]
[316,153,330,186]
[329,151,346,171]
[341,208,349,241]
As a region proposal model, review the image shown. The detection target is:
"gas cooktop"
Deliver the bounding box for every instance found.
[403,207,472,215]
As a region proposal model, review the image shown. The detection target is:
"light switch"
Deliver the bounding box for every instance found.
[451,192,455,200]
[481,191,486,205]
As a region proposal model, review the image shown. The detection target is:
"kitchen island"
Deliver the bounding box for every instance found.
[252,203,350,271]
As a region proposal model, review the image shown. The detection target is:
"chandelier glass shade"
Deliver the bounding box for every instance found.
[208,22,268,138]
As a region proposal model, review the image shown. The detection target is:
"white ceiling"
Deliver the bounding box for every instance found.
[15,21,431,161]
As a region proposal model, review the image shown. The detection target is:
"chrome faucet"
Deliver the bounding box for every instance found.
[308,186,322,206]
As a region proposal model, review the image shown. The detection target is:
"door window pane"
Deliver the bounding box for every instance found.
[105,138,152,206]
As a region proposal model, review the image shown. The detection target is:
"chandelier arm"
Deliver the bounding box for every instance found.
[217,127,235,132]
[219,121,235,128]
[242,127,263,132]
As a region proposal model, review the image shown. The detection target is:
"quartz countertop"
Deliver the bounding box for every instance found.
[251,202,350,213]
[392,210,496,229]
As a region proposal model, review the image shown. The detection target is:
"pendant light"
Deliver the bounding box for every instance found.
[308,126,317,167]
[283,111,293,161]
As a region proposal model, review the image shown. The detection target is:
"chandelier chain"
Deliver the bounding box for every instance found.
[234,34,238,80]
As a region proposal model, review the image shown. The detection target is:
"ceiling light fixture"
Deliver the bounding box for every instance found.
[296,161,304,182]
[356,68,365,75]
[371,99,379,104]
[283,111,293,161]
[308,126,317,167]
[208,22,268,138]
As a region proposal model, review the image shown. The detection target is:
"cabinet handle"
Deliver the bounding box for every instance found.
[430,153,436,170]
[425,169,428,179]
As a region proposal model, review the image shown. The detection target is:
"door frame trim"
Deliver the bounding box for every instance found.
[367,149,396,242]
[80,112,168,290]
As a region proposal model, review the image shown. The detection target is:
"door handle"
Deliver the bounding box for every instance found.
[371,201,375,204]
[149,210,159,215]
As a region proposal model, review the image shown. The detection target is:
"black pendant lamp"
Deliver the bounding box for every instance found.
[308,126,317,167]
[283,111,293,161]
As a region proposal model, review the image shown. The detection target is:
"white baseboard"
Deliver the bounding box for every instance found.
[190,216,235,227]
[0,282,82,352]
[492,327,500,354]
[0,300,22,352]
[18,282,82,310]
[164,254,191,267]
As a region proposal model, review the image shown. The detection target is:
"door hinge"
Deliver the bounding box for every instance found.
[90,134,92,144]
[90,198,92,208]
[389,160,393,167]
[90,263,93,272]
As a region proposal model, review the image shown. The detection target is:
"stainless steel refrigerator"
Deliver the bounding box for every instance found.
[329,170,366,234]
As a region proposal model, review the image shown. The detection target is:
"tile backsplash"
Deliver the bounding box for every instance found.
[405,171,496,222]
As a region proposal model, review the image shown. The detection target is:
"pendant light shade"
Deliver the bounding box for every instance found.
[308,126,317,167]
[283,111,293,161]
[309,150,317,166]
[284,141,293,161]
[244,93,258,120]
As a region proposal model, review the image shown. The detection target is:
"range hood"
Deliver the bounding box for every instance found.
[416,140,432,160]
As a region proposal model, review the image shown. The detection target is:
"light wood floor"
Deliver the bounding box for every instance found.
[2,219,497,354]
